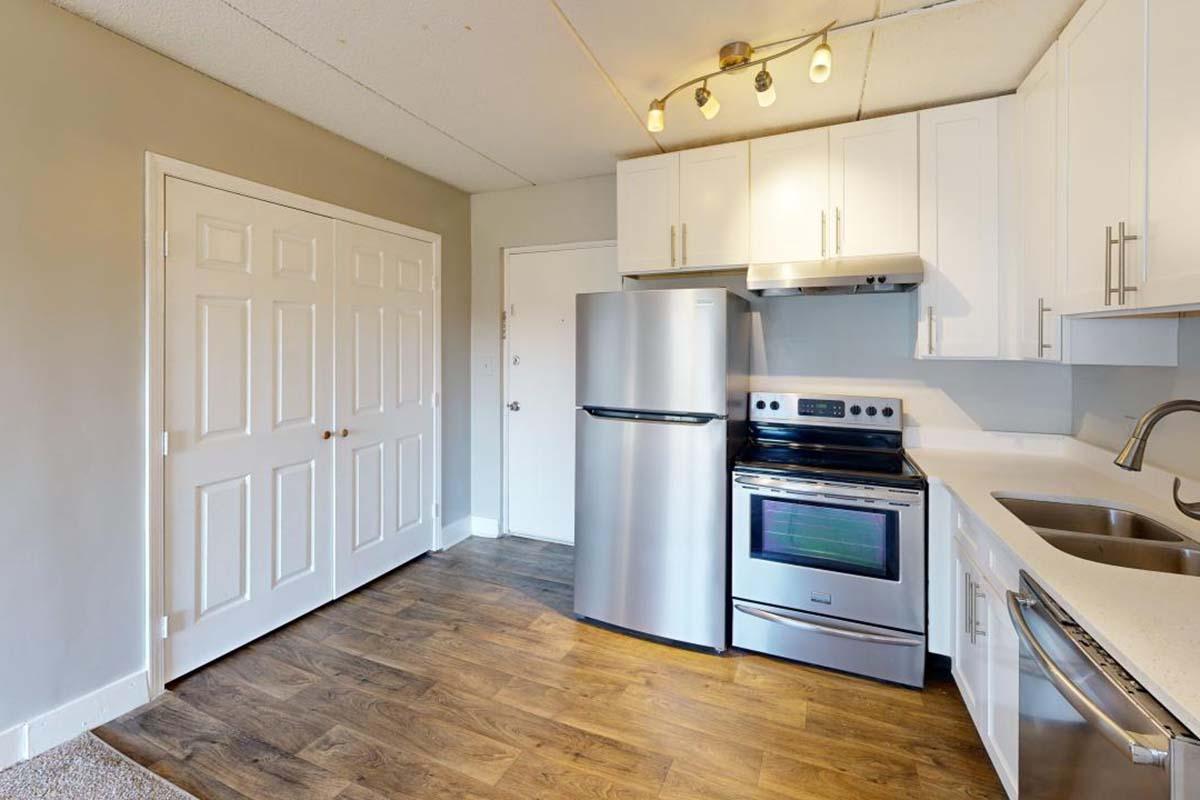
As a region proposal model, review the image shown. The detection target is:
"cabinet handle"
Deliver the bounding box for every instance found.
[820,210,827,258]
[926,306,935,356]
[1117,221,1139,305]
[670,224,676,267]
[964,571,973,636]
[682,222,688,266]
[1037,297,1053,355]
[972,581,987,642]
[1105,225,1119,306]
[835,207,842,255]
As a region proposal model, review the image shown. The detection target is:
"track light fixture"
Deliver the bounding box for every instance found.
[695,81,720,120]
[644,20,835,133]
[754,65,776,108]
[809,34,833,84]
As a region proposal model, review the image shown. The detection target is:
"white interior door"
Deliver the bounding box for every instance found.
[164,177,334,680]
[505,243,619,543]
[334,221,436,594]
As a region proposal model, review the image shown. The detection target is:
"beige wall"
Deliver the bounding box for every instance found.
[0,0,470,732]
[469,176,617,523]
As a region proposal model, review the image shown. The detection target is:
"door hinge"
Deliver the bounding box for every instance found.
[160,615,169,640]
[432,502,440,519]
[161,431,170,456]
[431,391,440,408]
[500,310,507,341]
[432,271,439,291]
[163,230,169,259]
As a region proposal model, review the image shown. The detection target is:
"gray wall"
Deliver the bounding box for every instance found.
[1,0,470,732]
[469,176,617,522]
[1073,316,1200,481]
[469,176,1074,522]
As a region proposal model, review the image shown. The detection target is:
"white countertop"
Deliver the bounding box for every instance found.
[908,436,1200,733]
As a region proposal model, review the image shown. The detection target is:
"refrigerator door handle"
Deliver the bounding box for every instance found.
[581,407,722,425]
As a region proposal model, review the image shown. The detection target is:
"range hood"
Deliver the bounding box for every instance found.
[746,253,924,296]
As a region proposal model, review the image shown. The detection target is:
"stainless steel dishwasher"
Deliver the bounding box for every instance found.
[1007,571,1200,798]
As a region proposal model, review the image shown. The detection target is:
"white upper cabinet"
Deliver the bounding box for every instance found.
[749,129,830,264]
[1058,0,1146,314]
[1017,44,1061,360]
[1141,0,1200,308]
[617,152,679,274]
[917,99,1000,359]
[829,113,919,258]
[678,142,750,269]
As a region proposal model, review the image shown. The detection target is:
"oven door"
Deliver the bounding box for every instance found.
[732,473,925,633]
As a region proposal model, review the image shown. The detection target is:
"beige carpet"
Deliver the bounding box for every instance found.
[0,733,194,800]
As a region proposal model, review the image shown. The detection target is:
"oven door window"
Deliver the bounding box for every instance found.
[749,494,899,581]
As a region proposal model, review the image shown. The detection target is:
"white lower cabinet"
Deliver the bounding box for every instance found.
[949,528,1019,799]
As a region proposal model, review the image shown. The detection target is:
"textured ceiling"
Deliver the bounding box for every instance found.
[53,0,1082,193]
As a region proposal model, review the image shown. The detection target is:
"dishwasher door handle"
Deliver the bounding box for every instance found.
[1006,590,1169,768]
[734,604,923,647]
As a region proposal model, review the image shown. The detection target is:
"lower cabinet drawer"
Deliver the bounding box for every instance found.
[732,600,926,688]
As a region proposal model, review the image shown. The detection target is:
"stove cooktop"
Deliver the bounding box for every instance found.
[734,392,927,489]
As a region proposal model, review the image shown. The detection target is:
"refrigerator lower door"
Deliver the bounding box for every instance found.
[574,408,728,650]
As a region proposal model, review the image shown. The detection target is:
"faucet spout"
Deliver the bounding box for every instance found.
[1114,399,1200,522]
[1113,399,1200,472]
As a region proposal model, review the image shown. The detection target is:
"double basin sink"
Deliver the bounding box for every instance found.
[994,495,1200,576]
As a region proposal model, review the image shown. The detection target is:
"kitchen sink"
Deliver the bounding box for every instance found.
[994,494,1200,577]
[993,496,1186,541]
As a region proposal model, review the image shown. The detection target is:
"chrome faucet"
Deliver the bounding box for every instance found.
[1114,399,1200,520]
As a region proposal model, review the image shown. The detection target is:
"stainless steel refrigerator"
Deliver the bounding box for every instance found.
[573,288,750,651]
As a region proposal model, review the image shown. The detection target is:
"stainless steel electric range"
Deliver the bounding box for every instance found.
[731,392,928,688]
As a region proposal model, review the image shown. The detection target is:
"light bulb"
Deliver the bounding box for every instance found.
[646,99,665,132]
[695,84,720,120]
[809,38,833,84]
[754,67,776,108]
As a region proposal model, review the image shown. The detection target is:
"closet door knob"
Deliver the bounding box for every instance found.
[340,428,349,438]
[322,430,333,440]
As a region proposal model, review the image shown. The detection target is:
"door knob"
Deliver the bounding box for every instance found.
[508,401,520,411]
[340,428,349,438]
[322,430,333,440]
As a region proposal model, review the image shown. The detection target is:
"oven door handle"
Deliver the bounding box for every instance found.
[734,476,919,507]
[734,604,923,647]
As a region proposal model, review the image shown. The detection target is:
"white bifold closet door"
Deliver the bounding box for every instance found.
[163,177,434,681]
[333,220,436,594]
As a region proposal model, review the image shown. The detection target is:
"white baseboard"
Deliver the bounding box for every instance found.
[0,723,27,772]
[464,515,500,538]
[439,517,473,550]
[0,669,149,771]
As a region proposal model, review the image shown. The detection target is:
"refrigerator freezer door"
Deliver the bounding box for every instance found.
[574,408,728,650]
[576,288,731,417]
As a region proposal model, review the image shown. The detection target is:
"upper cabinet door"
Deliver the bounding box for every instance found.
[617,152,679,274]
[917,99,1000,359]
[1018,44,1061,360]
[749,129,829,264]
[829,113,919,258]
[1058,0,1146,314]
[1141,0,1200,308]
[678,142,750,269]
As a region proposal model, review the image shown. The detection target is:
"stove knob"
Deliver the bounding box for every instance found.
[849,405,862,416]
[866,406,878,417]
[769,400,780,411]
[882,407,894,418]
[755,400,766,410]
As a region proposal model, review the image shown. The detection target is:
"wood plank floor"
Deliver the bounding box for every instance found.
[97,536,1005,799]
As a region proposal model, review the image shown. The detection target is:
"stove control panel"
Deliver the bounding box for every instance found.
[750,392,902,431]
